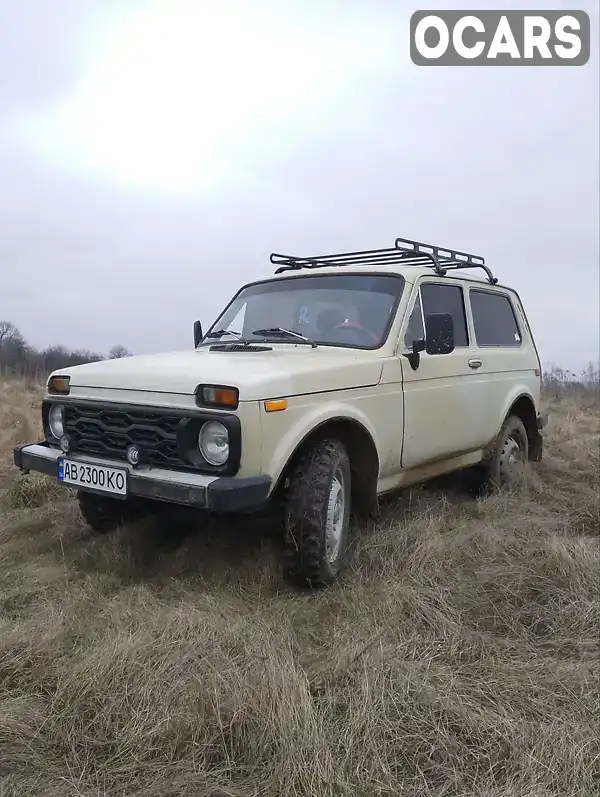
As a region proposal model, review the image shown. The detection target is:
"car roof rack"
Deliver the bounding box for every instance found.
[394,238,497,284]
[270,237,497,284]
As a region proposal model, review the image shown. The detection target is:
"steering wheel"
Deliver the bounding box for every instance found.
[333,322,380,346]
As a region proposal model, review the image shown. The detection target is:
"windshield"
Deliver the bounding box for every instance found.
[202,273,405,349]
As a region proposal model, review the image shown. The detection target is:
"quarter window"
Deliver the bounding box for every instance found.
[420,283,469,347]
[470,290,522,347]
[403,292,425,351]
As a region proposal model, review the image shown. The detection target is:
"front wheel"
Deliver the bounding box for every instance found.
[283,438,352,587]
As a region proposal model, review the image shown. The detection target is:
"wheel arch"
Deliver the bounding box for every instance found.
[272,416,380,518]
[505,392,542,461]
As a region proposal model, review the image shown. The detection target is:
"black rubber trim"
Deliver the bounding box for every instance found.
[206,476,272,512]
[13,443,23,469]
[13,442,54,474]
[13,444,271,512]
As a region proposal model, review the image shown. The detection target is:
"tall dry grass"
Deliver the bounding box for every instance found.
[0,376,598,796]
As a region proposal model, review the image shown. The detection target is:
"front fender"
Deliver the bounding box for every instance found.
[261,397,381,490]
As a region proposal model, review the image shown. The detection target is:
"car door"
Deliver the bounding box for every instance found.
[399,278,491,470]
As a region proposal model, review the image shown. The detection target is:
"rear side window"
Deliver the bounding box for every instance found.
[420,283,469,347]
[470,290,522,347]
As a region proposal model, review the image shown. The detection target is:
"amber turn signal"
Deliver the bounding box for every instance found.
[48,375,70,395]
[264,399,287,413]
[198,385,239,409]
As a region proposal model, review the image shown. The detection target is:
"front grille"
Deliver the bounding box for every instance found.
[64,403,186,469]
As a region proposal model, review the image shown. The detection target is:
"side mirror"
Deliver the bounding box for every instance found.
[402,337,426,371]
[425,312,455,355]
[193,320,203,348]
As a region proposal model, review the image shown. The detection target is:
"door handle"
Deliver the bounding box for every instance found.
[468,358,482,369]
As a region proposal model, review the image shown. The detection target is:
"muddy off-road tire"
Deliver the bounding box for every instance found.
[283,438,352,588]
[77,490,152,534]
[482,414,529,492]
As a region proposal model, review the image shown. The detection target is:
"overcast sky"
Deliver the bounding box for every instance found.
[1,0,598,372]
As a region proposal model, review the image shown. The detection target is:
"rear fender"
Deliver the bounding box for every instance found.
[489,387,542,462]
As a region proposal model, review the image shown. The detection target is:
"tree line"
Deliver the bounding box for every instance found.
[0,321,132,378]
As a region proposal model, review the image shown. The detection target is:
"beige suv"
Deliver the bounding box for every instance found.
[14,237,548,587]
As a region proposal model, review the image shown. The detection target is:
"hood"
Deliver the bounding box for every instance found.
[55,346,384,401]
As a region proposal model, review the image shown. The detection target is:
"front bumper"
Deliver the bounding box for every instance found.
[13,442,271,513]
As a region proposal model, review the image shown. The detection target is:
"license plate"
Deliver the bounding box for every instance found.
[57,457,128,497]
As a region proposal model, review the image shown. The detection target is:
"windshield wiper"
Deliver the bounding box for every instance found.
[252,328,317,348]
[205,328,242,339]
[204,329,245,342]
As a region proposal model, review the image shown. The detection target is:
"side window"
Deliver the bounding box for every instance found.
[403,292,425,351]
[420,283,469,347]
[470,290,522,347]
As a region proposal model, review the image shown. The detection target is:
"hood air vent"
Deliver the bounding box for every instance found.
[208,344,272,352]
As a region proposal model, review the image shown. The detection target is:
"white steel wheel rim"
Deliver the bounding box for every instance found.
[499,434,523,483]
[325,468,345,564]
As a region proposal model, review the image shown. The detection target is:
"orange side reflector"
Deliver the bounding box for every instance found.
[264,399,287,413]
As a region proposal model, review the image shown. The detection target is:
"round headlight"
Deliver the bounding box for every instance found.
[48,404,65,438]
[199,421,229,466]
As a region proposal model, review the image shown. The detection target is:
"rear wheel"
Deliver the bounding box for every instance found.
[483,415,529,491]
[283,438,352,587]
[77,490,152,533]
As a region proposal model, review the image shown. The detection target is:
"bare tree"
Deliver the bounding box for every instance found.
[0,321,27,372]
[109,344,132,359]
[0,320,25,346]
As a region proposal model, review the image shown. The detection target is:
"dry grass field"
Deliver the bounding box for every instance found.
[0,376,598,797]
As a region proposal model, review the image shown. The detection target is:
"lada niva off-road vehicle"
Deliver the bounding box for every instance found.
[14,237,548,586]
